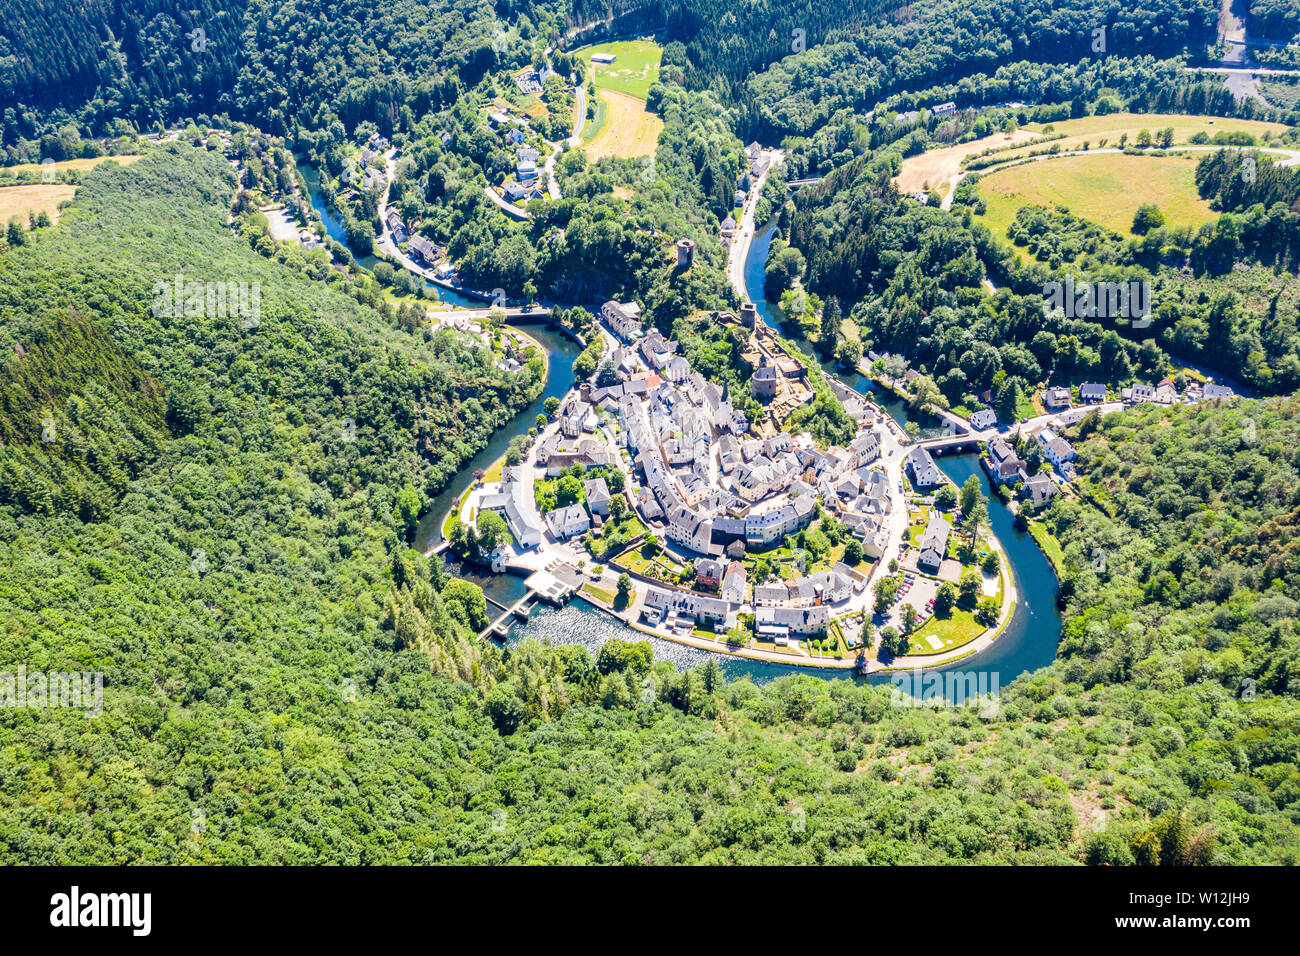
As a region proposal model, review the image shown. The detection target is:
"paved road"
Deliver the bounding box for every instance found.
[569,86,587,145]
[727,147,784,299]
[482,185,531,220]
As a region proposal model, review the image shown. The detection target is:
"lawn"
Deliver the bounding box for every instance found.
[904,607,984,654]
[578,40,662,100]
[973,153,1218,252]
[0,184,78,227]
[582,583,616,605]
[1026,519,1066,576]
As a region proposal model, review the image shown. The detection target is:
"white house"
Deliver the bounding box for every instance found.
[1079,383,1106,403]
[720,562,747,604]
[918,511,951,573]
[645,587,729,626]
[969,408,997,430]
[482,467,543,548]
[755,604,829,636]
[545,504,590,540]
[906,447,944,489]
[1034,427,1076,468]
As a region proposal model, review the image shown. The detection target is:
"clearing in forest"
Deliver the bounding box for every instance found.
[0,184,78,227]
[972,153,1218,261]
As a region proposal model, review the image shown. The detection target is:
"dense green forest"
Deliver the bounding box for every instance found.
[1,0,1298,866]
[740,0,1223,137]
[0,148,1296,864]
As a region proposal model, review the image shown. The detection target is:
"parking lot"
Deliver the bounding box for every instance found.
[878,571,941,634]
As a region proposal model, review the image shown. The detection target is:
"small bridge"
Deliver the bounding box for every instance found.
[786,177,823,188]
[918,433,986,455]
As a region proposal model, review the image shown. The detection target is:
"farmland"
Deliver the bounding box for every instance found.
[896,112,1289,204]
[577,40,662,100]
[583,90,663,160]
[972,152,1219,249]
[0,184,78,227]
[577,40,664,161]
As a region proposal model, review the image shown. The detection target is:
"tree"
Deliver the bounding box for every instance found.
[959,475,982,516]
[616,572,633,607]
[959,567,982,605]
[975,597,999,627]
[393,482,422,540]
[535,413,548,429]
[1132,203,1165,234]
[543,396,561,417]
[442,579,489,632]
[935,485,958,510]
[484,682,525,735]
[934,581,956,615]
[878,626,900,657]
[476,509,510,553]
[874,577,898,614]
[819,294,842,353]
[981,550,999,574]
[609,494,628,520]
[843,538,864,565]
[554,474,582,506]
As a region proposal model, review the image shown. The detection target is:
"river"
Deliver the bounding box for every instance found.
[299,157,483,310]
[379,190,1062,690]
[504,220,1064,689]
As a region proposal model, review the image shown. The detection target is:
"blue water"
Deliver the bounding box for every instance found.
[742,222,947,435]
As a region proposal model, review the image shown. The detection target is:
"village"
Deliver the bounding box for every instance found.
[447,299,995,669]
[440,277,1243,670]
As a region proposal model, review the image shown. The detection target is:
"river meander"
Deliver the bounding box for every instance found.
[412,219,1064,690]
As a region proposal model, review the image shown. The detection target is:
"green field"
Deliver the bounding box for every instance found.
[578,40,662,100]
[973,153,1218,252]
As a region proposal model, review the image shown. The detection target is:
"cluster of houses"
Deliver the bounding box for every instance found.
[1122,378,1235,405]
[575,305,894,635]
[894,100,958,124]
[1044,378,1236,412]
[541,473,612,541]
[982,435,1061,508]
[514,66,558,95]
[719,143,771,243]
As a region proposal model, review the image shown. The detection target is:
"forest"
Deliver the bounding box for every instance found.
[0,0,1297,866]
[0,147,1295,865]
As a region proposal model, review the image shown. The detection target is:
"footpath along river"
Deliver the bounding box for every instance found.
[415,221,1065,690]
